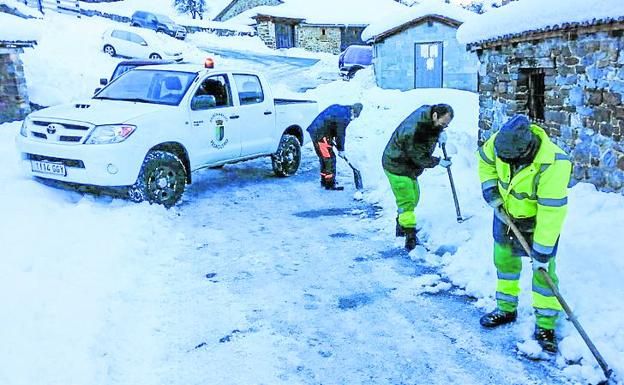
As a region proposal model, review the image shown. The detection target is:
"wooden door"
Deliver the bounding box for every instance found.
[275,23,294,49]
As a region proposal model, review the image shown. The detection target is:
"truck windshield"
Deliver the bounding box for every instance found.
[95,69,196,106]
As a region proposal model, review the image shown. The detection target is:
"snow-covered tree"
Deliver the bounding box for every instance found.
[174,0,207,20]
[461,0,517,14]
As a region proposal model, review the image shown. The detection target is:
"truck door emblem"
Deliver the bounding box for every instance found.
[209,113,229,149]
[215,119,225,141]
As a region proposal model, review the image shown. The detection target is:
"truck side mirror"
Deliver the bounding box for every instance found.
[191,95,216,110]
[100,78,108,86]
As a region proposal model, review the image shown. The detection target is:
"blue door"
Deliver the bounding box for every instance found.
[414,42,443,88]
[275,23,295,49]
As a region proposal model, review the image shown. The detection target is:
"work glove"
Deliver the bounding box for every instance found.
[532,258,550,272]
[531,250,551,272]
[338,150,346,159]
[488,198,503,209]
[438,131,448,146]
[482,186,503,209]
[439,158,452,168]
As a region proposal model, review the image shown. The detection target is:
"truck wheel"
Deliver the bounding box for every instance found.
[272,134,301,177]
[149,53,162,60]
[128,151,187,208]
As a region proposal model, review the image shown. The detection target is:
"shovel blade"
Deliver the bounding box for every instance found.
[353,168,363,190]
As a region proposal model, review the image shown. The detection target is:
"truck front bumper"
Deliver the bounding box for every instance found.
[15,135,146,187]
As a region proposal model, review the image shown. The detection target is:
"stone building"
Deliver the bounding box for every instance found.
[253,14,366,53]
[458,2,624,193]
[0,12,38,124]
[0,41,35,123]
[227,0,407,54]
[362,2,478,91]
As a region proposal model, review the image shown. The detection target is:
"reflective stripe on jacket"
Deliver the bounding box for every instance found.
[477,124,572,254]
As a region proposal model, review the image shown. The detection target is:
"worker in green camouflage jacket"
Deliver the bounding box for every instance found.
[477,114,572,354]
[382,104,454,251]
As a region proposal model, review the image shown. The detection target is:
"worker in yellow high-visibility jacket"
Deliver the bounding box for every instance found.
[477,114,572,354]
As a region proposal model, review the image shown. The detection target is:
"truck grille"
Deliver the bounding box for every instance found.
[27,153,85,168]
[28,120,93,144]
[31,121,90,130]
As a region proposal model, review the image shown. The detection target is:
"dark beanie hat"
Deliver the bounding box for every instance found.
[494,114,536,159]
[352,103,363,117]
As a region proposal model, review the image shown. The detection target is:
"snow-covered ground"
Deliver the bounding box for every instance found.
[1,1,624,384]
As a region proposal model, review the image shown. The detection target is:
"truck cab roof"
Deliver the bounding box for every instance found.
[134,63,263,77]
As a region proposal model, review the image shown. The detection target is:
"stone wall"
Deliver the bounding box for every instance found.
[297,25,341,54]
[256,20,277,49]
[0,49,31,123]
[476,28,624,193]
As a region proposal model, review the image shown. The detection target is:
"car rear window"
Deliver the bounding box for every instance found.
[342,46,372,66]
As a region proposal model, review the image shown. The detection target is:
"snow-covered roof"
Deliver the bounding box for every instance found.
[457,0,624,46]
[229,0,408,27]
[362,0,476,42]
[0,12,40,43]
[0,0,43,17]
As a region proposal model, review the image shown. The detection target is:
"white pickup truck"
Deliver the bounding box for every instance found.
[16,64,318,206]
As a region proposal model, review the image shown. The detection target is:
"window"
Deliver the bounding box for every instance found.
[94,69,195,106]
[195,75,232,107]
[233,74,264,105]
[518,68,545,121]
[128,33,147,45]
[111,30,129,40]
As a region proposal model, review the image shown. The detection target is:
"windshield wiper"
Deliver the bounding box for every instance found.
[115,97,154,103]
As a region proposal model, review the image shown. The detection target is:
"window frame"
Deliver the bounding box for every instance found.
[233,74,265,106]
[193,74,234,109]
[518,67,546,122]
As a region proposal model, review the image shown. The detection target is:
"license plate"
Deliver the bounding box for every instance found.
[30,160,67,176]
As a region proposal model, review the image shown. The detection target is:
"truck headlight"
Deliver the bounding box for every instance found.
[85,124,136,144]
[20,118,29,137]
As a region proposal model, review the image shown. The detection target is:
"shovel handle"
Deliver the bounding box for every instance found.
[441,143,463,222]
[499,210,613,381]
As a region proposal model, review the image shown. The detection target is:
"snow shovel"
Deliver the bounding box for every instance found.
[340,154,363,190]
[498,210,616,384]
[441,143,467,223]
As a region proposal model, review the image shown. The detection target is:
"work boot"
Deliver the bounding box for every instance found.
[480,309,517,328]
[534,327,558,353]
[325,180,344,191]
[395,217,405,237]
[404,227,418,251]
